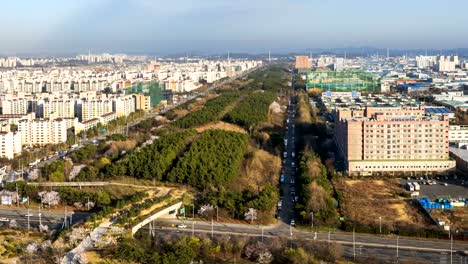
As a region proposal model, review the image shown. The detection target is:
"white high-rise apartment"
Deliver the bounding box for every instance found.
[0,125,21,159]
[18,118,67,146]
[416,56,437,69]
[1,99,29,115]
[436,56,459,72]
[77,98,113,121]
[36,99,75,119]
[112,95,136,117]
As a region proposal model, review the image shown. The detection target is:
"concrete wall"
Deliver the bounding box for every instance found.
[131,201,182,235]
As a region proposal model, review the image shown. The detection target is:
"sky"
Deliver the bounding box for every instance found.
[1,0,468,55]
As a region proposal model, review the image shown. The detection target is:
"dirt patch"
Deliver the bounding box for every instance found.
[345,180,362,186]
[335,178,431,231]
[389,204,410,222]
[430,207,468,232]
[196,121,248,134]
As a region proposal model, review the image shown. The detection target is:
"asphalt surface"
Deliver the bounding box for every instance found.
[401,176,468,200]
[278,73,297,225]
[0,207,89,230]
[145,219,468,263]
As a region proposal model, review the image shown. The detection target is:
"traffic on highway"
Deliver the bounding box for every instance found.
[277,72,297,226]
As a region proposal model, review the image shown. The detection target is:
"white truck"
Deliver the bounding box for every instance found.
[412,182,420,191]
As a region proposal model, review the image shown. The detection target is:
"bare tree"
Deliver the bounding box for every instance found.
[244,208,258,224]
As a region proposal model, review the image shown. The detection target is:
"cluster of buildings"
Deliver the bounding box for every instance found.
[150,59,262,93]
[416,55,461,72]
[0,55,261,160]
[0,91,151,159]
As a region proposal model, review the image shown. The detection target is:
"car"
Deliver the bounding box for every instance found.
[443,183,448,186]
[0,217,9,222]
[290,178,295,184]
[290,191,296,197]
[290,219,296,226]
[177,224,187,229]
[24,213,33,217]
[278,200,283,207]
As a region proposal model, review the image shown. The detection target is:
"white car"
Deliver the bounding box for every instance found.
[24,213,33,217]
[0,217,9,222]
[177,224,187,229]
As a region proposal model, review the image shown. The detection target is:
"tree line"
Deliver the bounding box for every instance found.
[102,130,196,180]
[224,92,277,129]
[173,91,240,128]
[167,129,249,190]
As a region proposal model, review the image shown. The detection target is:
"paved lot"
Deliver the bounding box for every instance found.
[401,176,468,199]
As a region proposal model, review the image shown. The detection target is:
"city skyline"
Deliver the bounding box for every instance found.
[1,0,468,55]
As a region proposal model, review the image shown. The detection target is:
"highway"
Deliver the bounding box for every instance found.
[0,207,89,230]
[278,71,297,225]
[144,219,468,263]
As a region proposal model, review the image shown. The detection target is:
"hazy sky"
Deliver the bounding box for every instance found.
[1,0,468,55]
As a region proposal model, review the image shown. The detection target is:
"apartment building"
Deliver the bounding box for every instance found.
[132,94,151,112]
[295,56,312,69]
[18,118,67,146]
[335,106,455,175]
[0,125,21,160]
[36,99,75,119]
[112,95,136,117]
[1,98,28,115]
[76,98,113,121]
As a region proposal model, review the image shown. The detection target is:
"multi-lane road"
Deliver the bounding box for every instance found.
[0,207,89,230]
[278,71,297,225]
[146,219,468,263]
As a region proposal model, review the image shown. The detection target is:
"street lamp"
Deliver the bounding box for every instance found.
[379,216,382,234]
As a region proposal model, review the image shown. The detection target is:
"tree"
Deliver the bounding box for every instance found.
[244,208,257,224]
[38,191,60,206]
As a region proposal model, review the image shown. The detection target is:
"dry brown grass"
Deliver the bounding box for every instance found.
[232,146,281,194]
[430,207,468,231]
[104,140,137,156]
[195,121,248,134]
[335,178,431,230]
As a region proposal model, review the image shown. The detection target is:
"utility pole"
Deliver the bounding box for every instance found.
[27,208,30,232]
[16,182,19,207]
[396,236,399,260]
[261,226,264,243]
[216,206,218,222]
[39,206,42,227]
[192,204,195,220]
[379,216,382,234]
[450,233,453,264]
[85,197,90,211]
[192,221,195,237]
[328,230,331,244]
[310,212,314,230]
[353,229,356,261]
[211,218,214,239]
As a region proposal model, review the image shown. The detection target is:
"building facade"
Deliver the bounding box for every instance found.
[335,106,455,175]
[295,56,312,69]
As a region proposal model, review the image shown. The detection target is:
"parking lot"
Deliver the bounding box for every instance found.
[400,175,468,199]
